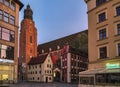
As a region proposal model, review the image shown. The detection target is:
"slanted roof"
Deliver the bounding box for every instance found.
[38,30,88,54]
[79,68,120,77]
[69,46,88,58]
[28,54,48,65]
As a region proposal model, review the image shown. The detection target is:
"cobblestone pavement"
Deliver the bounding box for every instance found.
[7,82,78,87]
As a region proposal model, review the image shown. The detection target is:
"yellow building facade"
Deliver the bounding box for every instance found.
[79,0,120,86]
[0,0,23,84]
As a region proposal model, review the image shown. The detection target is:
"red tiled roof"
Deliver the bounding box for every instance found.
[28,54,48,65]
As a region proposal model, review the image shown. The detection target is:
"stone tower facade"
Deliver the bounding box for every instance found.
[19,4,37,80]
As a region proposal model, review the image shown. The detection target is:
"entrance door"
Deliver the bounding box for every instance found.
[54,71,60,82]
[1,74,8,83]
[2,74,8,80]
[46,77,48,83]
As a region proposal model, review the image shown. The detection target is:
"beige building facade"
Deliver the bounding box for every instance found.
[0,0,23,84]
[79,0,120,86]
[86,0,120,70]
[27,54,53,83]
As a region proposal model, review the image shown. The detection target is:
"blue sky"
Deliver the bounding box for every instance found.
[20,0,88,44]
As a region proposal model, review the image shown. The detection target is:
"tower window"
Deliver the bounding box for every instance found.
[30,49,32,53]
[96,0,106,6]
[99,29,106,40]
[30,36,32,43]
[99,46,107,59]
[98,12,106,23]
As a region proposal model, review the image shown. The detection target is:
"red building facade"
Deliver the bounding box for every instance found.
[61,44,88,83]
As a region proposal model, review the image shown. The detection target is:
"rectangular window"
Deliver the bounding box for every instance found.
[39,71,41,74]
[98,12,106,23]
[99,46,107,59]
[118,43,120,56]
[116,6,120,16]
[2,28,10,41]
[99,29,106,40]
[11,1,15,10]
[30,36,32,43]
[4,12,9,22]
[10,31,15,42]
[4,0,10,6]
[0,44,14,60]
[1,27,15,42]
[96,0,106,6]
[9,15,15,25]
[117,24,120,35]
[0,9,3,20]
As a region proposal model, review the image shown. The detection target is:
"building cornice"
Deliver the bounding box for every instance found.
[84,0,90,3]
[13,0,24,10]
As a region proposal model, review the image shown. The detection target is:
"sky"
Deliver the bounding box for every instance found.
[20,0,88,44]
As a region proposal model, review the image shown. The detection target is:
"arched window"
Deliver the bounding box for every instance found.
[96,0,106,6]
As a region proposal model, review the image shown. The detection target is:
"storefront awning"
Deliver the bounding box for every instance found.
[79,68,120,76]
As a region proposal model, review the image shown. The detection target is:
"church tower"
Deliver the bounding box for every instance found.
[19,4,37,80]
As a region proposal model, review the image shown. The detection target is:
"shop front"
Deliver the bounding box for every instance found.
[79,61,120,87]
[0,59,14,84]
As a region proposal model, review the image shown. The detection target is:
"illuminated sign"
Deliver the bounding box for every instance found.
[0,59,14,63]
[106,63,120,69]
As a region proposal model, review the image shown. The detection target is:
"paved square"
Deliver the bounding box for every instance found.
[9,82,78,87]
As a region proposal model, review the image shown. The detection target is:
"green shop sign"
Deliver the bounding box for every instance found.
[106,63,120,69]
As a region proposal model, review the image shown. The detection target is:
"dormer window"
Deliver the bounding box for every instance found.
[57,45,60,50]
[49,48,52,52]
[96,0,106,6]
[42,49,44,53]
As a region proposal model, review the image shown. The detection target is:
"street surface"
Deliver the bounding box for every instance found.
[1,82,78,87]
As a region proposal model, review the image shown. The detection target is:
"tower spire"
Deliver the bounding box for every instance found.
[24,4,33,20]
